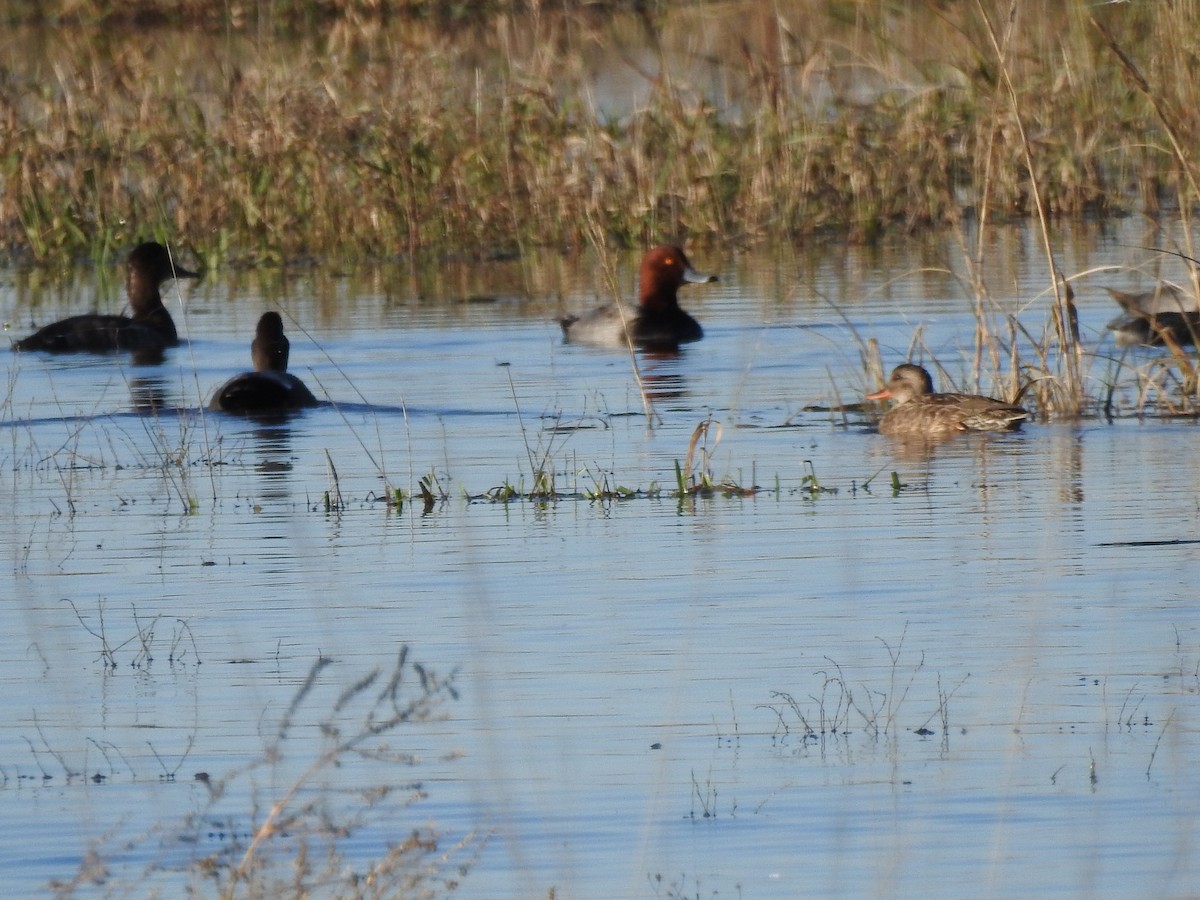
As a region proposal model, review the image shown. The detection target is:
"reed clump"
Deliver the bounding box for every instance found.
[1,1,1198,265]
[45,647,477,898]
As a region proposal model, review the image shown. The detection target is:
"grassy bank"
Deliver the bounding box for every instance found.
[1,0,1198,267]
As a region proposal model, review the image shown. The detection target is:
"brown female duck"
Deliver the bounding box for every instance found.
[14,242,198,357]
[867,364,1028,436]
[209,312,319,413]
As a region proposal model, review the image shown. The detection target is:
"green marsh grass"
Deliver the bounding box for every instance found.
[4,1,1200,265]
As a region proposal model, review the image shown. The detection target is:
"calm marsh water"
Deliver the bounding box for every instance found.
[2,220,1199,898]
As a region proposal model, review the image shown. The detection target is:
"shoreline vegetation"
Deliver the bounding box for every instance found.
[2,1,1197,268]
[5,0,1200,420]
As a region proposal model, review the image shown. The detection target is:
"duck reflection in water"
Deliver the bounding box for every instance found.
[251,421,298,488]
[128,375,175,413]
[638,348,691,404]
[210,312,320,418]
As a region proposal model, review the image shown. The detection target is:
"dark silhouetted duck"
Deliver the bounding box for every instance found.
[559,245,717,349]
[1105,285,1200,347]
[867,364,1028,436]
[209,312,319,413]
[14,242,198,357]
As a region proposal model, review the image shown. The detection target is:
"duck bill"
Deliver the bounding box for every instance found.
[682,266,718,285]
[865,387,893,401]
[171,262,202,280]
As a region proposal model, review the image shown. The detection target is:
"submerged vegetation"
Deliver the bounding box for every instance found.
[1,0,1199,267]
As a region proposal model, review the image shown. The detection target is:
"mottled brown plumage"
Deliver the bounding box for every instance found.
[867,364,1028,436]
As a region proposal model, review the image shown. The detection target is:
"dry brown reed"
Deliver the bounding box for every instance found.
[2,1,1198,267]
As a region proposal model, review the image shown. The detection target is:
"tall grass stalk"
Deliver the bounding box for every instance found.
[164,239,219,501]
[585,220,659,427]
[975,0,1082,414]
[294,309,408,502]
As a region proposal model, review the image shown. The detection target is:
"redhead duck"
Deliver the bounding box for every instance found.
[209,312,319,413]
[867,364,1028,436]
[14,242,198,357]
[559,245,717,349]
[1105,286,1200,347]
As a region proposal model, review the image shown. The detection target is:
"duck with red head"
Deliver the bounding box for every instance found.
[559,245,718,350]
[14,242,199,359]
[867,364,1029,436]
[210,312,319,414]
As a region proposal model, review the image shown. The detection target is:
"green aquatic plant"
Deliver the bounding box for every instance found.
[483,479,520,503]
[799,460,836,499]
[677,417,721,496]
[589,484,636,502]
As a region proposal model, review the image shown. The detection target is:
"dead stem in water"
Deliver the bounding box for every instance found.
[43,647,480,897]
[585,221,659,427]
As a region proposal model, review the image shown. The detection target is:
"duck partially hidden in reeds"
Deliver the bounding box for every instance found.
[209,312,319,414]
[867,364,1029,436]
[559,245,717,350]
[1105,285,1200,347]
[14,242,198,359]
